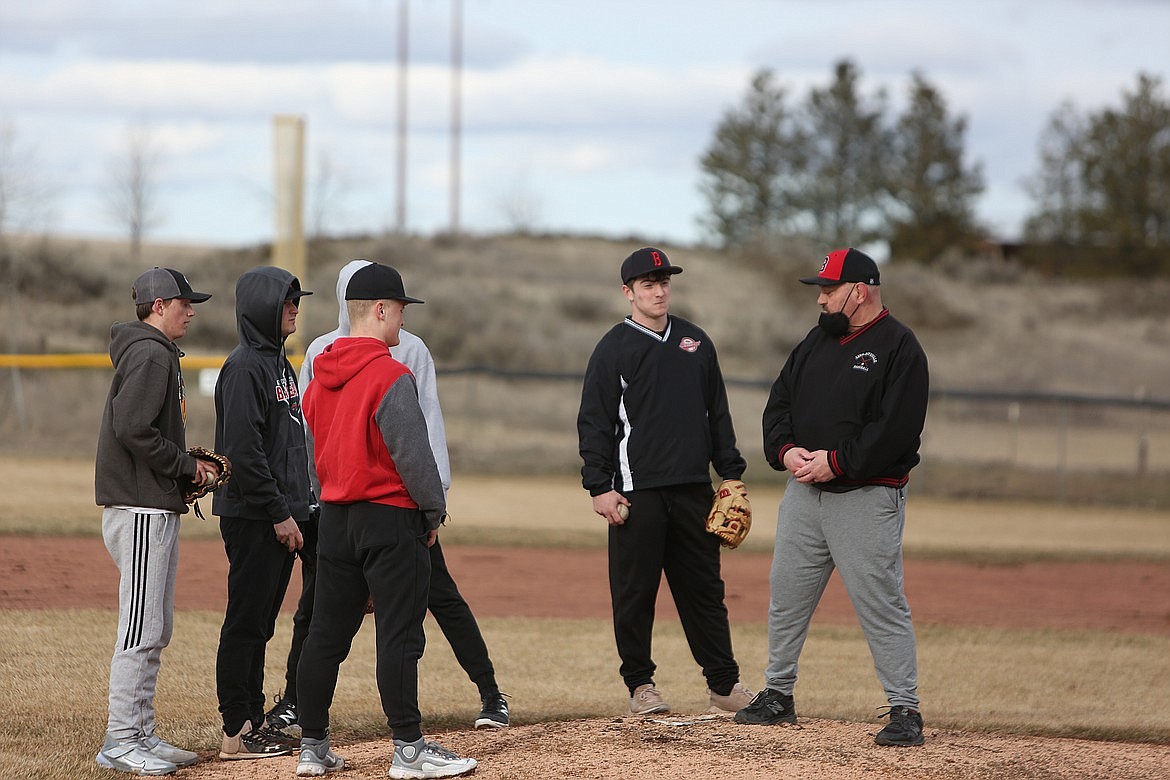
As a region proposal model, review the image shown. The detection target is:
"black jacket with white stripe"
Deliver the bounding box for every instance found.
[577,315,745,497]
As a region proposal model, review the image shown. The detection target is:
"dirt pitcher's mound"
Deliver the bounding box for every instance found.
[181,715,1170,780]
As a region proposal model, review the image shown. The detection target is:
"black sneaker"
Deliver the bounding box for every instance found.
[219,720,294,760]
[733,688,797,725]
[875,705,925,746]
[475,692,510,729]
[264,692,300,737]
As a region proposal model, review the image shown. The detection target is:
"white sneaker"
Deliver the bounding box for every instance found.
[96,736,178,776]
[388,737,477,779]
[708,682,755,714]
[140,734,198,768]
[629,683,670,715]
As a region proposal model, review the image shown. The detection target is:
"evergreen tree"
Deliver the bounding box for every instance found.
[1024,73,1170,275]
[886,72,985,262]
[697,69,803,247]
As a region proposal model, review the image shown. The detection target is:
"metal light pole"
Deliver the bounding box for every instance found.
[449,0,463,235]
[395,0,409,234]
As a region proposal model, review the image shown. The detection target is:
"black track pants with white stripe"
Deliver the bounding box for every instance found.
[102,507,180,741]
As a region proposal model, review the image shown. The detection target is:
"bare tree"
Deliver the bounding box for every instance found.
[497,169,544,235]
[1,120,57,427]
[105,122,164,264]
[308,151,354,239]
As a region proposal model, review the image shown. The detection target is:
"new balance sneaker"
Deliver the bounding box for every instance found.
[388,737,477,779]
[875,705,925,746]
[629,683,670,715]
[734,688,797,725]
[296,735,345,776]
[96,736,178,776]
[475,692,510,729]
[707,682,755,714]
[219,720,293,760]
[265,691,300,737]
[140,734,198,768]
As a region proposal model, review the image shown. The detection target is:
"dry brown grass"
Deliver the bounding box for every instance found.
[2,609,1167,780]
[5,458,1170,563]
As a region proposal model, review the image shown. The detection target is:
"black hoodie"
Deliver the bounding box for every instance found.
[212,266,312,523]
[95,320,199,514]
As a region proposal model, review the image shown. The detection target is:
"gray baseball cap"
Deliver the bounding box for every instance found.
[132,267,212,304]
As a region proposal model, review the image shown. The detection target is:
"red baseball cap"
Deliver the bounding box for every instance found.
[800,248,880,286]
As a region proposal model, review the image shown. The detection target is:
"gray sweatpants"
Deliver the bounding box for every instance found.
[765,480,919,708]
[102,507,180,741]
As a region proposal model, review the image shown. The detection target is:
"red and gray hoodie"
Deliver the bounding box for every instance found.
[302,335,445,530]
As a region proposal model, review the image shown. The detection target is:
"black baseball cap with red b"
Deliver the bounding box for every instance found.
[621,247,684,285]
[800,248,880,286]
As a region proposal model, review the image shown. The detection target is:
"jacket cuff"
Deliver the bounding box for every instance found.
[776,443,796,469]
[828,450,845,477]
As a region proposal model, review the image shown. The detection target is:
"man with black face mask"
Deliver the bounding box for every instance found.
[736,248,930,748]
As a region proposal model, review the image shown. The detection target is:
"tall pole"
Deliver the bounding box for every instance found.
[449,0,463,235]
[395,0,409,233]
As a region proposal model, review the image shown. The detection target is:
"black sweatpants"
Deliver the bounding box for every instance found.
[608,482,740,696]
[282,516,319,699]
[283,531,498,703]
[216,516,297,736]
[297,502,431,744]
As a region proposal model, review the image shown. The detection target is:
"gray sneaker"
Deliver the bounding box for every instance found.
[296,735,345,776]
[139,734,198,768]
[96,736,178,776]
[388,737,477,779]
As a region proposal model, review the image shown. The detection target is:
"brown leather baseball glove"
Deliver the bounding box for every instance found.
[706,479,752,549]
[181,445,231,518]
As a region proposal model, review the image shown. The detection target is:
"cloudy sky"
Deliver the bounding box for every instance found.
[2,0,1167,248]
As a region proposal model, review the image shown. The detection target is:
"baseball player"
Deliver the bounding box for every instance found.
[296,262,477,778]
[95,267,215,775]
[577,246,755,717]
[735,248,930,747]
[213,266,313,760]
[264,259,509,741]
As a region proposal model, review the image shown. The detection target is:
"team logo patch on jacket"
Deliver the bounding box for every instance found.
[679,337,701,353]
[853,352,878,372]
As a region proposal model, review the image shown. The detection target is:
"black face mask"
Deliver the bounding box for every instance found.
[817,310,851,338]
[817,284,860,338]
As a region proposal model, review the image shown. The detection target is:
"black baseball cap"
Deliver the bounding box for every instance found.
[284,277,313,301]
[344,262,424,304]
[800,248,880,286]
[132,267,212,303]
[620,247,683,285]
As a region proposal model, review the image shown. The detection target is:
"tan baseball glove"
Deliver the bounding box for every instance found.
[706,479,752,549]
[182,445,232,518]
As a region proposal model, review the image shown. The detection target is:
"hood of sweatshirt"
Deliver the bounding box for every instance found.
[109,319,178,365]
[235,265,307,351]
[311,336,394,391]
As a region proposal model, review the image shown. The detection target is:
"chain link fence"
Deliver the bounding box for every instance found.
[3,362,1169,507]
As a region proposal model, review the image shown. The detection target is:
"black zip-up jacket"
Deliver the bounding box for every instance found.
[212,266,312,523]
[762,308,929,490]
[578,315,745,496]
[95,320,199,514]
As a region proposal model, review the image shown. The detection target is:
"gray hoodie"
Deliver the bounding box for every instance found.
[95,320,199,514]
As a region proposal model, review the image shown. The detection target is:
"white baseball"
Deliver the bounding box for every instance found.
[617,504,629,520]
